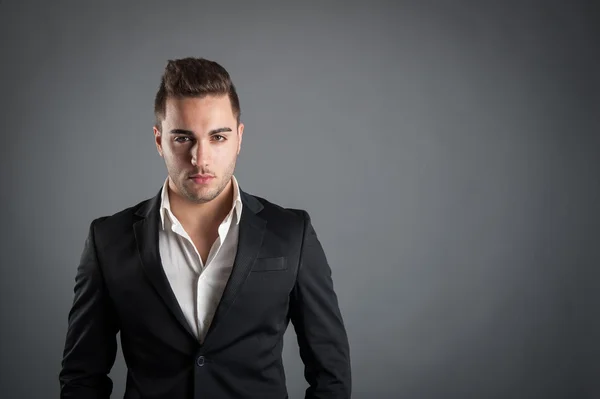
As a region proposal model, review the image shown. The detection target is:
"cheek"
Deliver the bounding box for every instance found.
[226,148,239,165]
[164,151,188,171]
[212,145,235,160]
[166,144,191,160]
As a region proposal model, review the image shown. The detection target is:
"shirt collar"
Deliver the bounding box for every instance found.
[159,175,243,231]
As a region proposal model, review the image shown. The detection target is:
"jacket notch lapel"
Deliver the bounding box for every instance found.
[202,191,266,346]
[133,189,198,341]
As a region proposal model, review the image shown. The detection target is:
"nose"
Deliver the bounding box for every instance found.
[191,140,211,166]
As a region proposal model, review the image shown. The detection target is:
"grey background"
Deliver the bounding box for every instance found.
[1,1,598,398]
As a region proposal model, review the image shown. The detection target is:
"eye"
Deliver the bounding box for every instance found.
[212,135,226,142]
[174,136,192,143]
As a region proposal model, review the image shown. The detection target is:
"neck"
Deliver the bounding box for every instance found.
[168,178,234,233]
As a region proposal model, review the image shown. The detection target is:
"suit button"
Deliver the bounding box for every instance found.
[196,356,205,367]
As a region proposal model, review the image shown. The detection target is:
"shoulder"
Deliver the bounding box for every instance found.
[245,191,310,224]
[242,191,315,242]
[243,192,316,252]
[87,195,155,246]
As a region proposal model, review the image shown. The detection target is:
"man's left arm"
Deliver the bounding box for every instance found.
[289,210,352,399]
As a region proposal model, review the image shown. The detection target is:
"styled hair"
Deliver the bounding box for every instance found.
[153,57,241,131]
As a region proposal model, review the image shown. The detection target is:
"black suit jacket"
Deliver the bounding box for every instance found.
[59,187,351,398]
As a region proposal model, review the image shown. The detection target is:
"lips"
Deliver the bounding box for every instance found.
[190,174,215,184]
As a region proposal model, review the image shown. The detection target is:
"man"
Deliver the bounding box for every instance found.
[59,57,351,399]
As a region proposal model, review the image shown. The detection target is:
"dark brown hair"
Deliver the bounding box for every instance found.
[153,57,241,131]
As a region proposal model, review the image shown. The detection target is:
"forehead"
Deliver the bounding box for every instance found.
[164,95,235,126]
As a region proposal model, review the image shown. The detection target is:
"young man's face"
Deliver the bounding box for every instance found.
[154,95,243,204]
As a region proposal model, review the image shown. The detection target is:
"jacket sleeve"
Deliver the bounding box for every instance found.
[289,210,352,399]
[59,218,119,399]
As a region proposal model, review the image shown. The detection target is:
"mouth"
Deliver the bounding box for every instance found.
[189,174,215,184]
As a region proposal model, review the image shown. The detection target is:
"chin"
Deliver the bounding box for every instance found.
[192,185,221,199]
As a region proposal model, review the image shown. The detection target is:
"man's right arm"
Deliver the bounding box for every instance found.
[59,218,119,399]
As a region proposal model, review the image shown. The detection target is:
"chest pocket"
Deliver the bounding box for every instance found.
[251,256,287,272]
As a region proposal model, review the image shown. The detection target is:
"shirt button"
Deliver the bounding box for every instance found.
[196,356,205,367]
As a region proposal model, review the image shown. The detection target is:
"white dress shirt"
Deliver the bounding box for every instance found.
[158,175,243,343]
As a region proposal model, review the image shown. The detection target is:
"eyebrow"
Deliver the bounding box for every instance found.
[169,127,233,136]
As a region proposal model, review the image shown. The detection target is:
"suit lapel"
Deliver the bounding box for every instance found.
[202,190,266,346]
[133,188,197,341]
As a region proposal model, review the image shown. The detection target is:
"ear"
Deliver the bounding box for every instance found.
[237,122,244,155]
[153,126,163,157]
